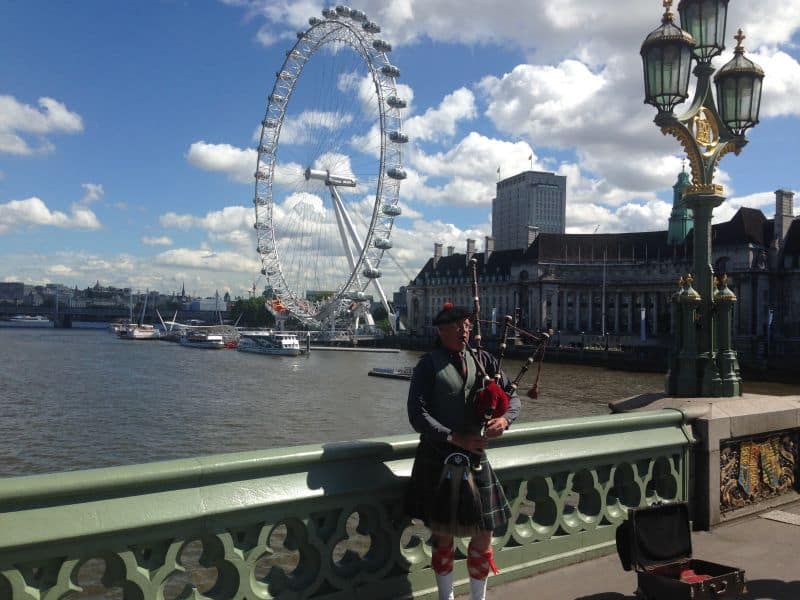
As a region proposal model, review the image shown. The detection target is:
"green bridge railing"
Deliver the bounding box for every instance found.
[0,410,693,599]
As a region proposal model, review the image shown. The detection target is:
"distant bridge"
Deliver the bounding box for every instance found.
[0,305,231,326]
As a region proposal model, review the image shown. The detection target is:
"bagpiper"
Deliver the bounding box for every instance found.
[405,303,520,600]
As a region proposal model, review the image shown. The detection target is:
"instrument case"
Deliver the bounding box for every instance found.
[615,502,746,600]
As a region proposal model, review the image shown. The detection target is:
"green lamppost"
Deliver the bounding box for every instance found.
[641,0,764,397]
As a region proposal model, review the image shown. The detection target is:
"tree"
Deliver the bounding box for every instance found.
[230,298,275,327]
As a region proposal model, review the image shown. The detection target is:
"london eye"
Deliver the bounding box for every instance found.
[253,6,407,332]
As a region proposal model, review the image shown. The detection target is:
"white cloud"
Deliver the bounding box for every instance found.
[404,87,476,143]
[153,247,260,274]
[160,205,254,234]
[186,141,257,183]
[747,47,800,118]
[713,190,792,223]
[142,235,174,246]
[0,95,83,155]
[277,110,354,145]
[47,264,77,277]
[479,60,606,149]
[0,197,101,234]
[79,183,104,205]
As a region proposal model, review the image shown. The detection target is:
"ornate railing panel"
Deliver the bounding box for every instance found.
[0,410,692,599]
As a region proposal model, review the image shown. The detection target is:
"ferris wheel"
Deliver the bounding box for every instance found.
[253,5,407,332]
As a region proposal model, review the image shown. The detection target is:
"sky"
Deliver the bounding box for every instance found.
[1,0,800,299]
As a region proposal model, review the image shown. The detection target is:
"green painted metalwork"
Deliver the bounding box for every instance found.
[0,411,693,599]
[648,18,762,398]
[667,170,692,246]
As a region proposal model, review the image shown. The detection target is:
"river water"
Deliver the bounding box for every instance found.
[0,328,795,478]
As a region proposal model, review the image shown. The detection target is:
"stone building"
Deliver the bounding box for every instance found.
[406,177,799,357]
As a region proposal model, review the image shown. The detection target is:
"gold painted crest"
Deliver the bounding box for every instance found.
[691,107,719,156]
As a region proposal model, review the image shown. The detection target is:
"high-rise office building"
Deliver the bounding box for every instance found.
[492,170,566,250]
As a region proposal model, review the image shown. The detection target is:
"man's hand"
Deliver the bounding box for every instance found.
[451,432,488,453]
[484,417,509,439]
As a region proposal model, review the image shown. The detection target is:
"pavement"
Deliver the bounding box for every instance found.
[457,500,800,600]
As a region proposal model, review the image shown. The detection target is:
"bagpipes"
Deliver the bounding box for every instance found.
[468,257,549,411]
[430,259,550,537]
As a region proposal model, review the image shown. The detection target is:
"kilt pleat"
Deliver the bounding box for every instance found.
[404,438,511,533]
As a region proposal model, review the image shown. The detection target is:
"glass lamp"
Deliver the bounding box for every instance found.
[641,0,696,113]
[714,30,764,135]
[678,0,729,61]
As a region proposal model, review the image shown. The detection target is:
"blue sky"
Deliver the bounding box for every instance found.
[1,0,799,297]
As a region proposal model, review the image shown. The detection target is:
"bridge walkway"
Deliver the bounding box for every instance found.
[465,500,800,599]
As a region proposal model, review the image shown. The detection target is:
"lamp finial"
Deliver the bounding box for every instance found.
[734,29,746,54]
[661,0,675,23]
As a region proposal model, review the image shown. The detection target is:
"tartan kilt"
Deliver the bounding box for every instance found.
[404,437,511,534]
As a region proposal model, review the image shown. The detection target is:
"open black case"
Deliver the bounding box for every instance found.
[615,502,746,600]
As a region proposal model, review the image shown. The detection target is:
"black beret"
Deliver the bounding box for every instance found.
[432,304,472,326]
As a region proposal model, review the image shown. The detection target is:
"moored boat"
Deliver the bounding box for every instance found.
[237,331,303,356]
[367,366,413,380]
[0,315,54,328]
[180,331,225,349]
[120,324,161,340]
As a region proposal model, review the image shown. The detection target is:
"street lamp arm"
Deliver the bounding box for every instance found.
[673,62,716,124]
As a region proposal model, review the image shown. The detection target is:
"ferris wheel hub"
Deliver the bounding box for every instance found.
[304,168,357,187]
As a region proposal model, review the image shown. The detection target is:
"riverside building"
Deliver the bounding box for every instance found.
[405,173,800,361]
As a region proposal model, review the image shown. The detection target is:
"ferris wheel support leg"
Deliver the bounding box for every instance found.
[329,185,397,334]
[329,185,365,255]
[369,278,397,334]
[329,186,358,274]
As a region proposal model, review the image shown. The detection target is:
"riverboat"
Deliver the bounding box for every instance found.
[367,367,413,380]
[180,331,225,349]
[120,324,161,340]
[237,331,303,356]
[0,315,54,328]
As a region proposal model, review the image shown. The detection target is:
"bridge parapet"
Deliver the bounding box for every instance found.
[0,411,692,599]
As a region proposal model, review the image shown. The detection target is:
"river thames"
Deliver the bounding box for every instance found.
[1,328,796,477]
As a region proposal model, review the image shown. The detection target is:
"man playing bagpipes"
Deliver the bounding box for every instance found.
[404,302,520,600]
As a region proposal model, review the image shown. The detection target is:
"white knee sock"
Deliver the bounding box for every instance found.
[435,571,454,600]
[469,577,487,600]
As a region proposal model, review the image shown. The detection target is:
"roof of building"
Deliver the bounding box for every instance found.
[411,207,783,282]
[783,219,800,256]
[527,230,672,263]
[712,207,774,246]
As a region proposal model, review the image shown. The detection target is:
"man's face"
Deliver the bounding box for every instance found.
[437,317,471,352]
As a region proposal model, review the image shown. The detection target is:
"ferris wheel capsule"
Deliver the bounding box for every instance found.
[363,21,380,33]
[382,204,402,217]
[381,65,400,78]
[389,131,408,143]
[363,267,382,279]
[373,39,392,52]
[386,95,406,109]
[374,237,393,250]
[387,167,407,180]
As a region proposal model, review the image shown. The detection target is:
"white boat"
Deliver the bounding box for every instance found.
[109,322,128,334]
[119,291,160,340]
[180,331,225,349]
[121,323,161,340]
[237,331,302,356]
[0,315,54,328]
